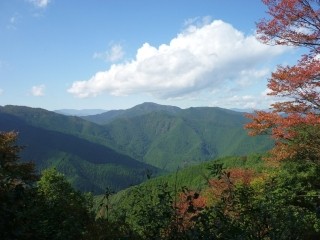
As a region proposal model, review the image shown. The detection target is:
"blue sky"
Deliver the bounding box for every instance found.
[0,0,299,111]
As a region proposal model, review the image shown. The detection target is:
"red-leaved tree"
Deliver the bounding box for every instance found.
[246,0,320,162]
[257,0,320,52]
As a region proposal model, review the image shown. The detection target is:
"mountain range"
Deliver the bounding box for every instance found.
[54,109,107,116]
[0,102,273,193]
[81,103,273,170]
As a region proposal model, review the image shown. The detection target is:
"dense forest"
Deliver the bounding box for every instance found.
[2,0,320,239]
[0,103,272,194]
[2,134,320,239]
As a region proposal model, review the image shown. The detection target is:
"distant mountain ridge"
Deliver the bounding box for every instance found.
[0,103,273,192]
[0,106,160,193]
[54,109,107,116]
[80,102,273,170]
[230,108,255,113]
[82,102,181,124]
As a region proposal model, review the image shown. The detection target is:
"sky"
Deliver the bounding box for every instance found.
[0,0,300,111]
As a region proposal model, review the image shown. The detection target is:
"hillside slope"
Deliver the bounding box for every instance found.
[82,102,181,124]
[103,153,267,214]
[0,103,273,173]
[99,104,273,170]
[0,111,159,193]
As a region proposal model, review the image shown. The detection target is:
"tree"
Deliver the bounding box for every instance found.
[257,0,320,53]
[246,0,320,162]
[191,163,320,239]
[33,168,94,240]
[0,131,38,240]
[128,183,176,239]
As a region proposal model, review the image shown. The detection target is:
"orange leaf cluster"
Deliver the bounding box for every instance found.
[208,168,256,200]
[246,111,320,161]
[175,190,206,231]
[269,57,320,113]
[246,0,320,162]
[258,0,320,53]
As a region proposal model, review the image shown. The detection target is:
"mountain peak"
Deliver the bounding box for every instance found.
[130,102,181,112]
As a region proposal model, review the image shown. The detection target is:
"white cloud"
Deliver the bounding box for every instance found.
[0,89,4,95]
[27,0,50,8]
[236,69,270,87]
[209,94,252,109]
[219,88,283,110]
[68,20,286,99]
[209,90,274,110]
[31,84,45,96]
[93,44,125,63]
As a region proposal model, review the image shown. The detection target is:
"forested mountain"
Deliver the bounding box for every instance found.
[82,102,181,124]
[87,103,274,170]
[107,153,267,212]
[0,105,108,144]
[0,103,273,174]
[0,110,159,194]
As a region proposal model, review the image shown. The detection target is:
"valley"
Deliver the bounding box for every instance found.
[0,102,272,194]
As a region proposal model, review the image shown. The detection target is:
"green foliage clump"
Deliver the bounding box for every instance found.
[0,132,95,239]
[0,131,38,240]
[104,154,320,239]
[191,161,320,239]
[2,130,320,239]
[32,168,94,240]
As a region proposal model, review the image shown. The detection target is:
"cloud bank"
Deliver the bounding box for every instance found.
[214,89,277,109]
[68,20,286,100]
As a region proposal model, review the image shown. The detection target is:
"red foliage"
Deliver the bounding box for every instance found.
[175,190,206,230]
[269,56,320,112]
[257,0,320,54]
[246,0,320,162]
[208,168,256,200]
